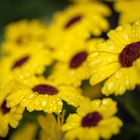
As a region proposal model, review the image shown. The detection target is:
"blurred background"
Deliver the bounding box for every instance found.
[0,0,69,40]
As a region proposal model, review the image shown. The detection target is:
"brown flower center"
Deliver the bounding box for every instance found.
[16,37,24,45]
[81,111,102,127]
[1,100,10,114]
[16,35,32,45]
[32,84,59,95]
[12,56,30,69]
[119,41,140,67]
[70,51,88,68]
[65,15,82,28]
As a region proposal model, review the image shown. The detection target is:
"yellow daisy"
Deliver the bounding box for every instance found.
[46,2,111,49]
[1,43,53,84]
[46,37,102,89]
[48,39,103,87]
[7,76,82,113]
[0,99,24,137]
[3,19,47,55]
[114,0,140,24]
[4,19,47,44]
[88,19,140,95]
[48,51,89,87]
[62,98,122,140]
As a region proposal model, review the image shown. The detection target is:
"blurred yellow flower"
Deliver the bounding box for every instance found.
[4,19,47,45]
[48,39,103,87]
[1,44,53,84]
[7,76,82,113]
[2,19,48,56]
[38,114,63,140]
[10,123,37,140]
[0,99,24,137]
[62,98,122,140]
[46,2,111,49]
[115,0,140,24]
[88,19,140,95]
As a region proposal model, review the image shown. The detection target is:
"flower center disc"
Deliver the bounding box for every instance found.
[81,111,102,127]
[32,84,59,95]
[12,55,29,69]
[65,15,82,28]
[119,41,140,67]
[1,100,10,114]
[70,51,88,68]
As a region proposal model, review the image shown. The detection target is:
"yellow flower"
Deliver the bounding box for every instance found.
[38,114,62,140]
[114,0,140,24]
[3,19,47,55]
[4,19,47,44]
[1,44,53,84]
[7,76,82,113]
[48,39,103,87]
[88,19,140,95]
[46,2,111,49]
[62,98,122,140]
[0,99,24,137]
[10,123,37,140]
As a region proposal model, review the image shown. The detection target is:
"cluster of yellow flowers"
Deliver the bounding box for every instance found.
[0,0,140,139]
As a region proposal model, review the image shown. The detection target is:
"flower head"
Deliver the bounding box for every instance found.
[2,19,48,56]
[62,98,122,140]
[4,19,47,44]
[88,19,140,95]
[48,39,103,87]
[7,76,82,113]
[46,2,111,49]
[1,44,53,84]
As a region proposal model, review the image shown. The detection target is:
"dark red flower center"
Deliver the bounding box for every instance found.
[12,56,30,69]
[81,111,102,127]
[70,51,88,68]
[1,100,10,114]
[16,37,24,45]
[16,35,32,45]
[119,41,140,67]
[32,84,59,95]
[65,15,82,28]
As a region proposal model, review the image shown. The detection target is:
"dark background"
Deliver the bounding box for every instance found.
[0,0,69,40]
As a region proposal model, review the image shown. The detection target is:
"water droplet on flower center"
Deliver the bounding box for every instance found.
[81,111,102,127]
[32,84,59,95]
[1,100,10,114]
[70,51,88,68]
[12,56,30,69]
[65,15,82,28]
[119,41,140,67]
